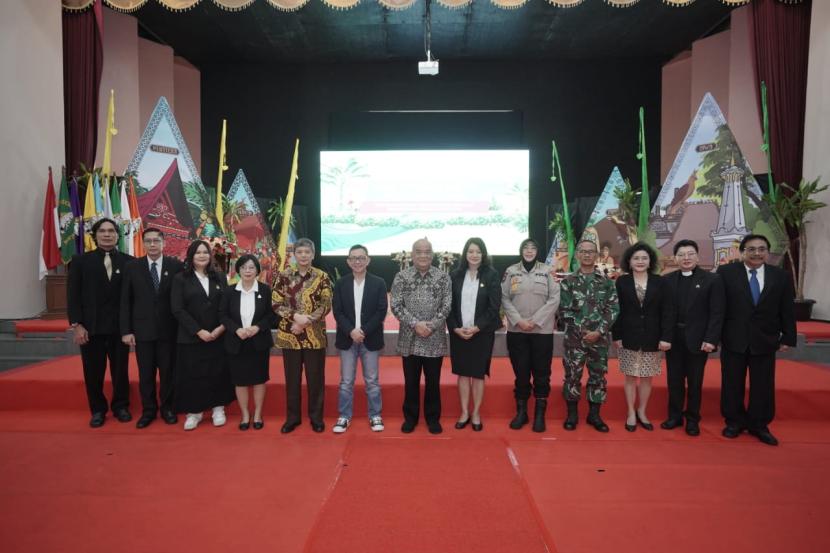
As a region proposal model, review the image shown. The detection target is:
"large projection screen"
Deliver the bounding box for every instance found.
[320,150,529,255]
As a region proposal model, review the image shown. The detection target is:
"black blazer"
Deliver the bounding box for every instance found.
[219,282,277,354]
[170,270,227,345]
[67,248,134,336]
[447,265,502,334]
[332,272,388,351]
[716,262,797,354]
[662,268,725,351]
[120,255,183,341]
[611,273,674,351]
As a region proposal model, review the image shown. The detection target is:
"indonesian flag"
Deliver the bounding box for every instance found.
[39,168,61,279]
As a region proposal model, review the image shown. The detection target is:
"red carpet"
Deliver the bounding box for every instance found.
[797,320,830,342]
[1,355,829,553]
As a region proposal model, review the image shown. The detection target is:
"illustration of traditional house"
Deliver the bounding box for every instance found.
[136,159,194,256]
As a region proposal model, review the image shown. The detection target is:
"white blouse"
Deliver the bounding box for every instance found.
[460,272,479,328]
[236,280,259,328]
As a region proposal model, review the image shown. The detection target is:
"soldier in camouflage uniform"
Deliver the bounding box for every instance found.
[559,239,619,432]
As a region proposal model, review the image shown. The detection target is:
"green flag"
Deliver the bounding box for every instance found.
[760,81,776,202]
[551,141,576,270]
[57,169,76,264]
[636,107,651,240]
[110,179,125,252]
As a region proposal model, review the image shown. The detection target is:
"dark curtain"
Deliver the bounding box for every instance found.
[62,1,104,177]
[751,0,812,191]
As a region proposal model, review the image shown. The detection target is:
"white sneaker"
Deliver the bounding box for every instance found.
[212,406,227,427]
[332,417,350,434]
[184,413,203,431]
[369,416,385,432]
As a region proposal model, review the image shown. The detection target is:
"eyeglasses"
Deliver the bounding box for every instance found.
[143,238,163,244]
[744,247,768,254]
[577,249,597,255]
[347,256,368,262]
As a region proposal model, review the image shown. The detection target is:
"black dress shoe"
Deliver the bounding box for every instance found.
[749,428,779,446]
[455,417,470,430]
[471,421,483,432]
[281,421,300,434]
[253,420,264,430]
[722,425,743,439]
[114,409,132,423]
[660,418,684,430]
[685,420,700,436]
[136,415,155,429]
[161,410,178,424]
[427,422,443,435]
[311,422,325,433]
[636,414,654,431]
[89,412,105,428]
[401,420,416,433]
[239,421,250,431]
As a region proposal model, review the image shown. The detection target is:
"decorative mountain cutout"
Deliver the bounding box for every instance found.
[649,92,785,269]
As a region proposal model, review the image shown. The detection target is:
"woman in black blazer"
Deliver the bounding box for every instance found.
[171,240,234,431]
[447,238,502,432]
[219,254,276,431]
[611,242,673,432]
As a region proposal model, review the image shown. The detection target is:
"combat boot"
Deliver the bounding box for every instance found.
[509,399,529,430]
[586,401,609,433]
[532,398,547,433]
[563,400,578,431]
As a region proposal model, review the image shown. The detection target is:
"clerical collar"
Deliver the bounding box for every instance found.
[681,270,693,277]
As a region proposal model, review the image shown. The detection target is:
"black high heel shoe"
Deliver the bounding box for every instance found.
[471,418,483,432]
[455,416,471,430]
[253,420,264,430]
[625,420,637,432]
[239,420,250,431]
[636,413,654,431]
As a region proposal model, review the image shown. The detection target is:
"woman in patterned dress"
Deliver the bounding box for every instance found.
[272,238,333,434]
[611,242,674,432]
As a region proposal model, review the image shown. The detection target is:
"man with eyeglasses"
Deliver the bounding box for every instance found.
[559,239,619,432]
[391,238,452,434]
[716,234,796,446]
[661,239,724,436]
[120,228,184,428]
[332,245,388,433]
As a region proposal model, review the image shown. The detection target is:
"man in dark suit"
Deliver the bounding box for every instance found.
[661,239,725,436]
[331,245,388,433]
[716,234,797,446]
[120,228,183,428]
[68,218,134,428]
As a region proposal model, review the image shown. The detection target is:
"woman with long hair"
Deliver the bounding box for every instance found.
[611,242,673,432]
[447,238,502,431]
[171,240,234,431]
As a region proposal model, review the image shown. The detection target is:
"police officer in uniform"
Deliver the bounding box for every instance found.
[501,238,560,432]
[559,239,619,432]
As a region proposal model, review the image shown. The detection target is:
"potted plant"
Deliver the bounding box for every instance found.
[764,177,828,320]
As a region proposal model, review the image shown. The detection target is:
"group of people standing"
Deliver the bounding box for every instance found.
[68,219,796,446]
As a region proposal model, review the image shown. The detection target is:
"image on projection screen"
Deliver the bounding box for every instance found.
[320,150,529,256]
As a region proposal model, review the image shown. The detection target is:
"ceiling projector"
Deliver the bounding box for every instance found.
[418,60,439,76]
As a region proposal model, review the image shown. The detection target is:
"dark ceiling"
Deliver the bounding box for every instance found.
[132,0,735,67]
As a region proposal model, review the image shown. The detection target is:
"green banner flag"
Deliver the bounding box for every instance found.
[57,169,76,264]
[551,141,576,270]
[636,107,651,240]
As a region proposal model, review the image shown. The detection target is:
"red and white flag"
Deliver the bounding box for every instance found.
[39,168,61,279]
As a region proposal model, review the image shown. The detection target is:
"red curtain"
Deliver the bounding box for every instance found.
[62,1,104,177]
[751,0,812,190]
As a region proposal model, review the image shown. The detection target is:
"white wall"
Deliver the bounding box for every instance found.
[802,1,830,319]
[0,0,65,318]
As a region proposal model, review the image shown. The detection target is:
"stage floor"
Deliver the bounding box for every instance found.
[0,356,829,553]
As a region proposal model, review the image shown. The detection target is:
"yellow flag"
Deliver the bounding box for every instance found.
[215,119,228,233]
[102,89,117,177]
[277,139,300,268]
[83,175,97,252]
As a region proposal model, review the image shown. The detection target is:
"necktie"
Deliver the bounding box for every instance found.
[749,269,761,306]
[151,262,160,291]
[104,252,112,281]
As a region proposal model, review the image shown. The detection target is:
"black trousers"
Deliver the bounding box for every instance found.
[665,330,708,423]
[80,334,130,415]
[506,332,553,400]
[720,348,776,431]
[283,348,326,425]
[135,339,175,415]
[402,355,443,424]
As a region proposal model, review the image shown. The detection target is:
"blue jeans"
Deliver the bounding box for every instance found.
[338,343,382,419]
